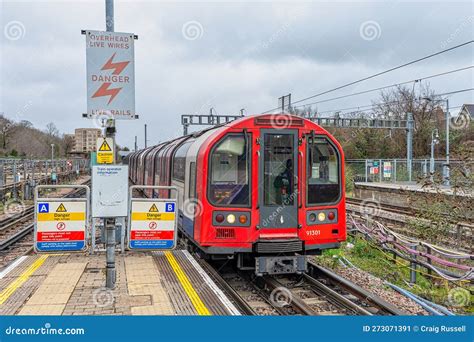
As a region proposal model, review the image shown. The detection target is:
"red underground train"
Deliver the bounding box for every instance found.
[125,114,346,275]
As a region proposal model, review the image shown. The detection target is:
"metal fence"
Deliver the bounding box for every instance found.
[346,159,454,183]
[0,158,90,202]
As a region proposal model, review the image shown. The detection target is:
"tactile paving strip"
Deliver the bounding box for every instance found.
[0,255,58,315]
[153,251,197,315]
[153,250,239,316]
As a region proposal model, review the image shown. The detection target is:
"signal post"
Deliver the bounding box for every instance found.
[83,0,137,289]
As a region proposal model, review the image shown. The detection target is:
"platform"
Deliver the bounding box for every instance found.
[0,250,240,316]
[354,182,473,210]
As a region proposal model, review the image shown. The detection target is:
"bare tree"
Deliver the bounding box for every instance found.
[45,122,59,138]
[63,135,75,155]
[371,84,444,157]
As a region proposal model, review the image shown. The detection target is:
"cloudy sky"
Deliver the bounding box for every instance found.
[1,0,473,149]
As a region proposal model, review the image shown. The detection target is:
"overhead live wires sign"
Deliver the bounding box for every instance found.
[85,30,135,119]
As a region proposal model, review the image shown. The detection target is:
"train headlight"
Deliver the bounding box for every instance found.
[215,214,225,223]
[309,213,316,222]
[239,215,247,224]
[226,214,236,224]
[317,212,326,222]
[328,212,335,220]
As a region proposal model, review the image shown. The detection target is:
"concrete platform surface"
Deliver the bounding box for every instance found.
[0,250,240,316]
[355,182,472,197]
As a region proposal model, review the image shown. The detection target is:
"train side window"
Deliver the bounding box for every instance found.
[307,138,341,205]
[189,162,196,200]
[173,142,192,182]
[208,133,250,207]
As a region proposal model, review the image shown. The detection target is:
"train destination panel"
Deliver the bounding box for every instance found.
[35,201,87,252]
[129,201,177,250]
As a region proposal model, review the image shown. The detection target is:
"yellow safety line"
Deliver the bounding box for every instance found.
[164,251,211,316]
[0,255,48,305]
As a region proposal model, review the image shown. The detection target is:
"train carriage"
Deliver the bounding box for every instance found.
[126,114,346,275]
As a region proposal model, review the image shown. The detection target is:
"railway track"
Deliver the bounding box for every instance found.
[194,255,403,316]
[0,206,34,228]
[346,197,473,228]
[0,179,90,255]
[346,197,473,250]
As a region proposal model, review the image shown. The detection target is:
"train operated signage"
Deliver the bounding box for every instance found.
[92,165,129,218]
[35,201,87,252]
[96,137,114,164]
[85,30,135,119]
[128,200,177,250]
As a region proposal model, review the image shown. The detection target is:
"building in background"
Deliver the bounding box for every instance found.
[459,104,474,120]
[72,128,101,153]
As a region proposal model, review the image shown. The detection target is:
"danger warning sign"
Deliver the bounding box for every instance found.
[129,201,177,250]
[56,203,67,212]
[35,201,87,252]
[99,140,112,151]
[96,137,114,164]
[85,30,135,119]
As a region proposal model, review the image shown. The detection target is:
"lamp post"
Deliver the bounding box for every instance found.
[422,97,450,187]
[430,129,439,182]
[444,99,450,187]
[50,143,55,183]
[50,143,54,170]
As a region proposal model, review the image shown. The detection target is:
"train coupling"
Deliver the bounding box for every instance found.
[255,255,307,276]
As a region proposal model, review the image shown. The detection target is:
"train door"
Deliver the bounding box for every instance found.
[259,129,298,228]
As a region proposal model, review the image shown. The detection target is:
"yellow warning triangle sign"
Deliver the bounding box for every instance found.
[56,203,67,212]
[99,139,112,152]
[149,204,159,212]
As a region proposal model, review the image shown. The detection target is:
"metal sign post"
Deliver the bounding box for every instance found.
[128,186,178,250]
[34,185,90,253]
[91,165,128,289]
[83,0,138,290]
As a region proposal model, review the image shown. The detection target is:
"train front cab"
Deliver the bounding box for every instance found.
[197,115,346,275]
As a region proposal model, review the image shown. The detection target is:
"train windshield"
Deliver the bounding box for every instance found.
[263,133,295,206]
[307,138,340,204]
[209,133,250,206]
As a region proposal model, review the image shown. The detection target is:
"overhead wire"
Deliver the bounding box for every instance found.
[263,40,474,113]
[290,65,473,110]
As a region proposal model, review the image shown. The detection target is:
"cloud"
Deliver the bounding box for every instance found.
[1,1,473,148]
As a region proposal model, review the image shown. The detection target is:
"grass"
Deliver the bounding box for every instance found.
[319,235,473,314]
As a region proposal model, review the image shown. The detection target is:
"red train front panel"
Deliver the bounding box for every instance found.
[193,115,346,255]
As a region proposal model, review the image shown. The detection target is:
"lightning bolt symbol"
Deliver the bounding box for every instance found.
[92,53,130,104]
[92,82,121,105]
[101,53,130,75]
